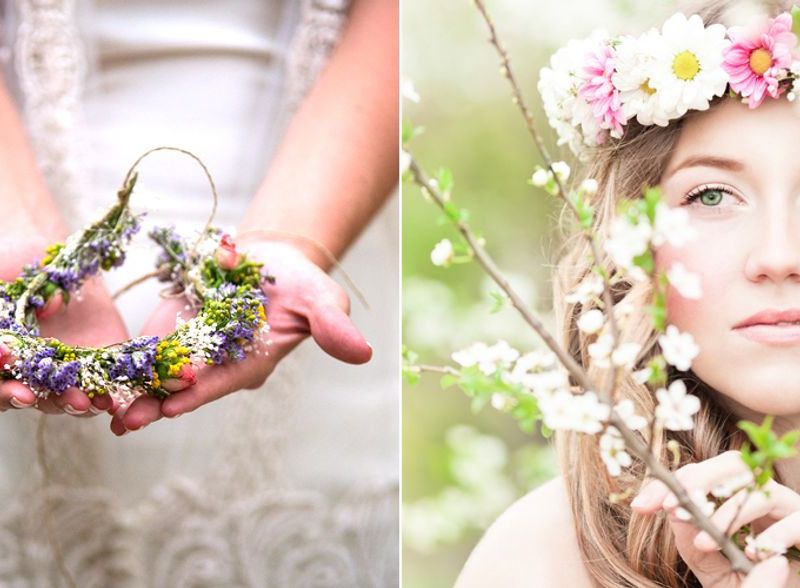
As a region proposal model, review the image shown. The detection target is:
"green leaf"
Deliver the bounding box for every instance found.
[436,167,454,196]
[443,201,461,222]
[440,374,458,389]
[792,5,800,39]
[633,250,654,274]
[489,290,508,314]
[401,118,424,145]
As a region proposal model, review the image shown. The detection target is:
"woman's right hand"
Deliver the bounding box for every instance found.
[0,233,126,416]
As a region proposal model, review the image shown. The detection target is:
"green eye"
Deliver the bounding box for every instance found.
[699,190,723,206]
[684,187,731,207]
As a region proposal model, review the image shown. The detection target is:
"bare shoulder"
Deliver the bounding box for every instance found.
[455,476,594,588]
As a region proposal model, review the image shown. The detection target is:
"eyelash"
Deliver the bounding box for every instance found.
[680,184,738,208]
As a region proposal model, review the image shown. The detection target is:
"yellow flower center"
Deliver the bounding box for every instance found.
[749,47,772,75]
[673,50,700,81]
[639,79,657,95]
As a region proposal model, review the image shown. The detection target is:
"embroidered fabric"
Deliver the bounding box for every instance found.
[0,0,398,586]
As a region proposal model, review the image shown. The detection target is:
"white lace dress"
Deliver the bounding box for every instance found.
[0,1,399,586]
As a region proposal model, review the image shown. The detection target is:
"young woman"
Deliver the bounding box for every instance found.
[459,0,800,586]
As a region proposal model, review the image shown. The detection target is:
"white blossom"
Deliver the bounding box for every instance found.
[577,309,605,334]
[674,488,716,522]
[579,178,599,196]
[400,150,411,174]
[600,427,632,476]
[565,273,605,305]
[611,341,642,370]
[588,333,614,369]
[530,168,550,187]
[655,379,700,431]
[652,202,698,248]
[667,262,703,299]
[431,239,454,267]
[604,216,652,273]
[551,161,571,182]
[452,340,520,376]
[745,533,787,560]
[658,324,699,371]
[614,398,648,430]
[538,389,610,434]
[402,78,420,103]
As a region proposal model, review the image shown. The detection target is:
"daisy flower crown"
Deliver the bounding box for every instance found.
[538,9,800,159]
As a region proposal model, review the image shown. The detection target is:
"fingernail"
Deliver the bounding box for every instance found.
[63,404,87,416]
[631,484,654,509]
[9,397,32,409]
[694,531,719,550]
[88,405,103,415]
[663,494,679,509]
[166,412,182,419]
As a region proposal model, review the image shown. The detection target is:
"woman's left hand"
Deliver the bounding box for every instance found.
[109,240,372,435]
[632,450,800,587]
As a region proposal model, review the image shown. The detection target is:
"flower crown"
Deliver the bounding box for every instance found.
[0,173,272,405]
[538,9,800,158]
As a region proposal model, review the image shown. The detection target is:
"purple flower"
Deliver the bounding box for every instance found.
[19,346,79,394]
[108,336,158,383]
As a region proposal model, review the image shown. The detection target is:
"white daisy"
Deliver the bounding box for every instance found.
[613,30,673,126]
[658,324,699,371]
[648,13,730,121]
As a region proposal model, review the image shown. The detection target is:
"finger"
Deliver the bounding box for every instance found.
[308,303,372,364]
[51,387,92,416]
[0,380,36,411]
[746,511,800,559]
[667,509,732,584]
[694,483,800,552]
[160,363,241,418]
[119,395,162,432]
[661,452,750,510]
[742,556,789,588]
[91,392,114,414]
[630,455,750,515]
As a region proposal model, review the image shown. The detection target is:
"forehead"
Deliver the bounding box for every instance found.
[672,97,800,159]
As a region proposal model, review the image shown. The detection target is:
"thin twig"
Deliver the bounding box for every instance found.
[471,0,625,405]
[417,364,461,377]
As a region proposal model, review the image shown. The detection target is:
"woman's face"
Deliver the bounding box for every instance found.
[656,97,800,418]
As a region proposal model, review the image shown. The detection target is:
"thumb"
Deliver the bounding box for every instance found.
[742,556,789,588]
[308,303,372,364]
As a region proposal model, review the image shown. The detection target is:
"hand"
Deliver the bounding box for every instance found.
[631,450,800,587]
[111,240,372,435]
[0,233,126,416]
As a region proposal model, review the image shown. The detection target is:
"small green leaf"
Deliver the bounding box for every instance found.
[401,119,424,145]
[440,374,458,389]
[792,5,800,39]
[436,167,454,196]
[489,290,508,314]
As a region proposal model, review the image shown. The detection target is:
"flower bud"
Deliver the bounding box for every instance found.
[215,234,241,270]
[161,363,197,392]
[530,168,550,187]
[579,178,599,196]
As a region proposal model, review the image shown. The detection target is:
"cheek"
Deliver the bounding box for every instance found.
[654,239,733,331]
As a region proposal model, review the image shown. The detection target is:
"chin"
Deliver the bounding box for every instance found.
[705,369,800,417]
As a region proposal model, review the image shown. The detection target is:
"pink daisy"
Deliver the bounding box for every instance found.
[723,12,798,109]
[579,44,626,140]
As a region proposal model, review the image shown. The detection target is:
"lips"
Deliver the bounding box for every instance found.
[733,308,800,329]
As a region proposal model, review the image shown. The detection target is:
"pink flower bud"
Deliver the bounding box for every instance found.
[215,234,241,270]
[0,338,17,370]
[36,291,64,320]
[161,363,197,392]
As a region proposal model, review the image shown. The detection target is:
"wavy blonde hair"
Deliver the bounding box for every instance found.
[551,1,790,585]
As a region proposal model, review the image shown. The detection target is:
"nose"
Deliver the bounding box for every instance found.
[743,208,800,284]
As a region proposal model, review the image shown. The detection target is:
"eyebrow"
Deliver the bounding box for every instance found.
[663,155,746,180]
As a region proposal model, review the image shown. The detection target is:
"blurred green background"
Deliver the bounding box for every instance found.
[401,1,678,587]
